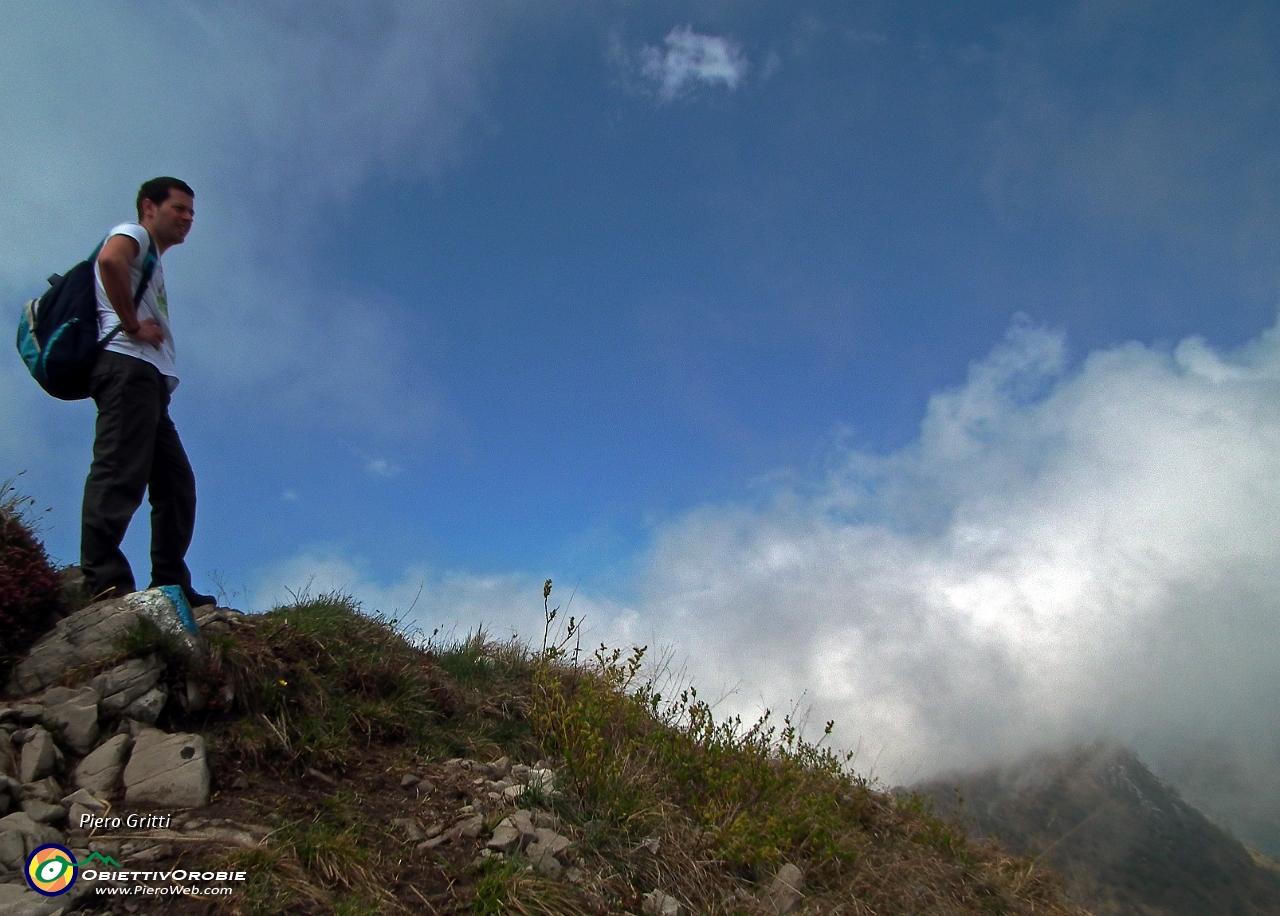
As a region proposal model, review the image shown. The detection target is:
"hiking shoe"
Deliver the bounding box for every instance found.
[183,588,218,608]
[153,582,218,608]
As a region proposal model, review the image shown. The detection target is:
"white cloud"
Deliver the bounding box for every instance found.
[637,26,748,101]
[624,314,1280,837]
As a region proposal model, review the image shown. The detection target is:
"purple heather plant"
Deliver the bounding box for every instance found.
[0,481,64,674]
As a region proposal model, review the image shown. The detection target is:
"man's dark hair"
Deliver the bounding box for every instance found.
[136,177,194,220]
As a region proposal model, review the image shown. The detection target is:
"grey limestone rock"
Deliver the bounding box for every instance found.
[509,809,537,847]
[7,598,131,696]
[8,590,205,696]
[528,826,571,862]
[18,777,61,803]
[126,589,206,657]
[0,731,13,776]
[92,655,165,713]
[391,818,425,841]
[122,684,168,725]
[194,605,242,628]
[0,882,65,916]
[0,811,63,875]
[486,819,522,853]
[445,814,485,843]
[17,799,64,826]
[194,605,244,641]
[73,733,132,797]
[66,804,97,832]
[122,729,209,808]
[642,890,681,916]
[39,685,100,755]
[0,868,93,914]
[525,825,573,878]
[183,677,208,712]
[525,767,556,794]
[531,850,563,878]
[60,788,106,812]
[17,729,56,784]
[765,863,805,914]
[61,788,107,834]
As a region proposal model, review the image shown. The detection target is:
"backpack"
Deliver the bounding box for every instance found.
[16,234,158,400]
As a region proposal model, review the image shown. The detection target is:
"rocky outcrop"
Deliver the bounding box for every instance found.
[0,590,245,905]
[7,589,205,697]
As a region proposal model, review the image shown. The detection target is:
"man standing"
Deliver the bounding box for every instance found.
[81,177,214,607]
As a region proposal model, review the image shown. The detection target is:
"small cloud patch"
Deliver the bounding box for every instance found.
[282,490,298,501]
[637,26,748,101]
[365,458,401,478]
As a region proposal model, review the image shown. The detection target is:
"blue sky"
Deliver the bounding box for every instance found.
[4,2,1280,851]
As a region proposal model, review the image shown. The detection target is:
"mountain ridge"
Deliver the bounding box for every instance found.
[914,740,1280,916]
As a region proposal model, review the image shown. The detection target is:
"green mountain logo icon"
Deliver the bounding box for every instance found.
[79,851,122,868]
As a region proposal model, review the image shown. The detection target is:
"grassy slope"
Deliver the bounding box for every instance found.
[131,592,1087,916]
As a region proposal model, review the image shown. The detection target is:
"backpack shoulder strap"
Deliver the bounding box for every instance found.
[135,233,158,305]
[99,231,160,346]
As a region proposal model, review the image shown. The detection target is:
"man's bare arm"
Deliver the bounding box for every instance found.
[96,234,164,346]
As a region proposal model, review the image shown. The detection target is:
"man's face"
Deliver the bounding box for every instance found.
[143,190,195,247]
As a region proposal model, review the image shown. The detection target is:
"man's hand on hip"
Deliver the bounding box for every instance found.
[128,319,165,347]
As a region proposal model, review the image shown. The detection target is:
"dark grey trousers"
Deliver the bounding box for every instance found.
[80,350,196,598]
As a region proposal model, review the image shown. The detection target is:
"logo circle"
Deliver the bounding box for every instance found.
[25,844,77,896]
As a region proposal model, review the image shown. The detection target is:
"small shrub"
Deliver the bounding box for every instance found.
[0,479,63,677]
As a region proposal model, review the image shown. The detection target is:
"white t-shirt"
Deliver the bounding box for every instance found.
[94,223,179,391]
